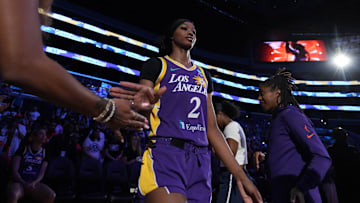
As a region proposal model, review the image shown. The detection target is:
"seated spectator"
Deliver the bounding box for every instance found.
[46,121,78,162]
[104,131,124,163]
[82,125,105,163]
[8,118,26,159]
[121,134,142,165]
[2,118,25,161]
[6,123,56,203]
[122,134,142,187]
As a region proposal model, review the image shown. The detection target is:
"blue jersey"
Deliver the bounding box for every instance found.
[19,146,46,182]
[149,56,209,146]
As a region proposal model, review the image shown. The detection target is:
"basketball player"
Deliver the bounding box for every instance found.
[257,68,331,203]
[111,19,262,203]
[0,0,166,131]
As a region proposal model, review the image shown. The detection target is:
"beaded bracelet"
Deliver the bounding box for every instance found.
[102,99,116,123]
[93,98,111,122]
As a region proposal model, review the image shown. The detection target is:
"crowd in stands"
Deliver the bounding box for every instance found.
[0,82,147,202]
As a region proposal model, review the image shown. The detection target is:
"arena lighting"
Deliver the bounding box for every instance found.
[40,27,360,97]
[333,54,351,68]
[42,40,360,98]
[27,46,360,111]
[39,10,360,86]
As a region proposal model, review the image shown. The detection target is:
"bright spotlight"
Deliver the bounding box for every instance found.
[333,54,351,68]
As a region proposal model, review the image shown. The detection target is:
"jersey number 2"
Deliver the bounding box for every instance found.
[188,97,201,119]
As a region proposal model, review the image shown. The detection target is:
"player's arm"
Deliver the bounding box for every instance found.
[207,93,262,203]
[226,138,238,156]
[0,0,149,131]
[0,0,106,118]
[283,110,331,192]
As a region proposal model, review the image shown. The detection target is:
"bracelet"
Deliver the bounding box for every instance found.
[102,99,116,123]
[93,98,111,122]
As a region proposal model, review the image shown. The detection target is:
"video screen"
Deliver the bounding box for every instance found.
[255,40,328,62]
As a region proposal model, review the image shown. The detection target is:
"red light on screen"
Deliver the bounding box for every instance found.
[256,40,328,62]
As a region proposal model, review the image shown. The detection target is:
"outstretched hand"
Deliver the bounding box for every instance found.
[109,81,166,111]
[105,98,149,131]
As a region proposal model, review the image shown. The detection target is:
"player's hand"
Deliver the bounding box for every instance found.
[238,177,263,203]
[290,187,305,203]
[110,82,166,111]
[253,151,266,170]
[105,98,149,131]
[236,180,253,203]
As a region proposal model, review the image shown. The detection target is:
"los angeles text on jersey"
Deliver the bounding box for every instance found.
[169,74,207,96]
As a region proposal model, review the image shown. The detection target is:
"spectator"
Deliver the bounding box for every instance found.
[122,134,142,187]
[8,118,26,158]
[46,121,77,161]
[3,119,25,160]
[122,134,142,165]
[28,106,40,122]
[82,125,105,163]
[327,127,360,202]
[104,131,124,163]
[54,118,63,135]
[6,123,56,203]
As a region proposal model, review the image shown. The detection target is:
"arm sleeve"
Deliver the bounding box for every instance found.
[139,58,162,83]
[282,109,332,192]
[204,70,214,93]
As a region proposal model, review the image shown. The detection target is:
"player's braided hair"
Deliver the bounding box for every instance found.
[260,67,300,109]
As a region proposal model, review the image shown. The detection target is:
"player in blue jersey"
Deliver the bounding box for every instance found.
[6,124,56,203]
[256,68,331,203]
[111,19,262,203]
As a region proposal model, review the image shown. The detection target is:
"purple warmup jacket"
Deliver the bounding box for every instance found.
[267,105,331,203]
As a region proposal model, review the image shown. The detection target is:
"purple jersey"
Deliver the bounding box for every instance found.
[268,106,331,203]
[19,146,46,182]
[149,56,209,146]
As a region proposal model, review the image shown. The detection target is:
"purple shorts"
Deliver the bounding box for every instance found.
[138,137,212,203]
